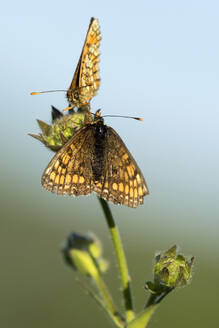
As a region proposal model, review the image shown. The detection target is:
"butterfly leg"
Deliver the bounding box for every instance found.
[62,105,74,116]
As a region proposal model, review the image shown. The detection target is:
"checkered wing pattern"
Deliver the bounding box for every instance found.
[41,126,95,196]
[41,119,148,208]
[67,18,101,108]
[93,127,149,208]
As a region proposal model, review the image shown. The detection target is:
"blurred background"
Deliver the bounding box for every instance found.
[1,0,219,327]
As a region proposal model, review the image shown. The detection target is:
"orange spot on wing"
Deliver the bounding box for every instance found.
[73,174,78,183]
[138,186,143,196]
[55,175,60,184]
[65,174,71,184]
[79,176,85,184]
[134,188,138,198]
[122,153,129,161]
[127,165,134,177]
[136,174,141,184]
[50,172,56,181]
[112,183,118,191]
[63,154,70,165]
[60,175,64,185]
[67,161,73,172]
[96,182,102,188]
[119,183,124,192]
[62,168,66,175]
[124,172,129,182]
[54,161,60,170]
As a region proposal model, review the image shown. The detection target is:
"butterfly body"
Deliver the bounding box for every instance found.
[91,119,107,181]
[41,113,149,208]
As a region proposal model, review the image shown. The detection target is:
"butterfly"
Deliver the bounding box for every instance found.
[30,18,101,111]
[66,17,101,110]
[41,111,149,208]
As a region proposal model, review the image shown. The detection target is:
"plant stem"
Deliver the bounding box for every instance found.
[98,197,135,323]
[95,275,124,327]
[127,305,158,328]
[145,287,174,308]
[140,305,157,328]
[75,276,124,328]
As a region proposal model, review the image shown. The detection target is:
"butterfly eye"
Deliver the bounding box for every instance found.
[74,91,79,100]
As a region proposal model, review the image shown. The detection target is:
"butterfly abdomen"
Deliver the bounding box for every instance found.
[91,121,107,181]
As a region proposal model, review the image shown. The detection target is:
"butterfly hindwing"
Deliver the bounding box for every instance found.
[67,18,101,108]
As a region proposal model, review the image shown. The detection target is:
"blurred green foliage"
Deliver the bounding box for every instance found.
[1,177,218,327]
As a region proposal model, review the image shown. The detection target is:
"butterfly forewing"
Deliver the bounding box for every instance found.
[67,18,101,108]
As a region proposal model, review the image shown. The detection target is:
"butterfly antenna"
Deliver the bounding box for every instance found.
[103,114,143,121]
[30,85,91,95]
[30,90,67,95]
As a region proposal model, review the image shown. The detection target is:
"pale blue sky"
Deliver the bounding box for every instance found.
[1,0,219,247]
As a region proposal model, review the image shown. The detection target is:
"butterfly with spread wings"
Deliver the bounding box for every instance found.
[66,17,101,110]
[41,111,149,208]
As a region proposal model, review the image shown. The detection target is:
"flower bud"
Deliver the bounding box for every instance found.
[62,232,108,279]
[154,245,194,287]
[29,106,87,151]
[145,246,194,307]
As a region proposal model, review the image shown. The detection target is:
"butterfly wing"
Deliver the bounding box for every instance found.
[41,125,95,196]
[41,119,148,207]
[67,18,101,108]
[93,126,149,208]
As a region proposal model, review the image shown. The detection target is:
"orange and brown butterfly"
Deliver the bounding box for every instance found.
[41,111,149,208]
[31,17,101,112]
[66,17,101,110]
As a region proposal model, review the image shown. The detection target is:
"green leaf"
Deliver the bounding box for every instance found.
[126,305,157,328]
[37,119,51,135]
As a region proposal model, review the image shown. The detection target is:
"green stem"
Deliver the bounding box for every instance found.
[145,287,174,308]
[95,275,124,327]
[98,197,135,323]
[142,305,157,327]
[140,305,157,328]
[75,275,124,328]
[127,305,158,328]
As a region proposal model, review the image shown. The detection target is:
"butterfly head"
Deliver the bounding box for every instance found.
[93,109,102,120]
[67,87,84,108]
[93,109,105,124]
[86,109,106,138]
